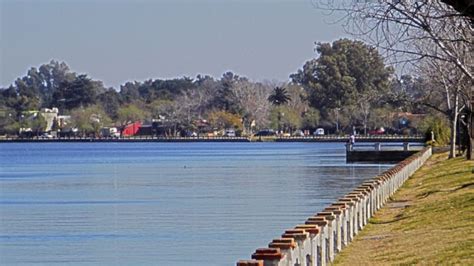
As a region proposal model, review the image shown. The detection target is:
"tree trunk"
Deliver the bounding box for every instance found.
[468,103,473,160]
[363,112,368,136]
[449,113,457,158]
[464,91,474,160]
[449,92,459,158]
[468,135,473,160]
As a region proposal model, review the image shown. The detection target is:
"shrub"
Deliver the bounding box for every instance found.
[418,115,450,146]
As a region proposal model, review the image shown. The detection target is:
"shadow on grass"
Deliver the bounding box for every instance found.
[369,213,409,225]
[417,182,474,199]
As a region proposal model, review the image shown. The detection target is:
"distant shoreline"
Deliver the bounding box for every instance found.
[0,136,425,143]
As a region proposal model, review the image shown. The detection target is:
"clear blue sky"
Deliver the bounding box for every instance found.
[0,0,346,89]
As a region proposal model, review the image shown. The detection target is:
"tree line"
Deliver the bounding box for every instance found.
[0,38,463,147]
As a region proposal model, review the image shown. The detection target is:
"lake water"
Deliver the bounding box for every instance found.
[0,142,391,265]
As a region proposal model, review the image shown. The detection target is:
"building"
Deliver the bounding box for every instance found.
[39,108,59,131]
[122,121,142,137]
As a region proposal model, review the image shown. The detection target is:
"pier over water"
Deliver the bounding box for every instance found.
[346,142,426,163]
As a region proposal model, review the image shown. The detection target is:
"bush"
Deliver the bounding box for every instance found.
[418,116,450,146]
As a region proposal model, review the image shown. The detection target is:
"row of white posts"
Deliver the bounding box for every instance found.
[237,147,432,266]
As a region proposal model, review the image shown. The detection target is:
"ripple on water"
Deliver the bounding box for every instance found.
[0,142,392,265]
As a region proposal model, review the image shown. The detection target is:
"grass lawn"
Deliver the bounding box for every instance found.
[334,153,474,265]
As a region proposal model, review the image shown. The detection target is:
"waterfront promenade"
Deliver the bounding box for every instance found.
[237,147,432,265]
[335,153,474,265]
[236,149,473,265]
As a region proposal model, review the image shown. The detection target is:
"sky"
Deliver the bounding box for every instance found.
[0,0,346,89]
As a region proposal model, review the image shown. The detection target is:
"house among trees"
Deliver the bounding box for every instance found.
[39,108,59,132]
[393,112,426,132]
[121,121,142,137]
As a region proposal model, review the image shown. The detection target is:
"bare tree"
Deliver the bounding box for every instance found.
[192,76,218,118]
[314,1,472,77]
[357,91,378,135]
[314,0,473,158]
[417,58,469,158]
[232,80,272,133]
[439,0,474,19]
[285,84,309,116]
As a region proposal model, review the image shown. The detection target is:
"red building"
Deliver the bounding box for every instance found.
[122,121,142,137]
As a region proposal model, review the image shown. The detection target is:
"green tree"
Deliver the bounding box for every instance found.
[117,104,146,127]
[1,61,76,111]
[268,87,291,106]
[37,60,76,107]
[0,108,19,135]
[207,110,243,131]
[120,82,141,104]
[291,39,393,133]
[30,114,47,136]
[147,77,195,101]
[12,79,41,111]
[1,86,20,110]
[212,72,242,114]
[269,106,301,133]
[301,108,321,130]
[98,88,121,119]
[52,74,103,111]
[366,107,392,132]
[267,86,293,132]
[3,121,20,136]
[119,77,196,104]
[418,115,451,146]
[70,105,111,137]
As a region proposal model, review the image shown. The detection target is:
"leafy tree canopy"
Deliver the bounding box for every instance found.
[117,104,147,126]
[291,39,393,110]
[208,110,243,131]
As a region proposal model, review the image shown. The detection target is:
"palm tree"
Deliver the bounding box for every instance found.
[268,87,291,134]
[268,87,291,106]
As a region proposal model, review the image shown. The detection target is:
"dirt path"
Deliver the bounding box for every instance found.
[334,153,474,265]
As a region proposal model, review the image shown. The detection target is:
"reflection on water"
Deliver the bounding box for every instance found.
[0,142,390,265]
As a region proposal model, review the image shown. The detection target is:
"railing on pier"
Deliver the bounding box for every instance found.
[346,142,427,163]
[346,142,426,152]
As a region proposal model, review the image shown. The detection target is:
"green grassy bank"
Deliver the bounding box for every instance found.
[334,153,474,265]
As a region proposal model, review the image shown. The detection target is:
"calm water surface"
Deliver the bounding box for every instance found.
[0,142,391,265]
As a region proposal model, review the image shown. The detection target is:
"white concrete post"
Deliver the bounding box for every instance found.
[319,226,328,266]
[304,219,327,266]
[315,213,336,262]
[294,224,320,265]
[339,198,357,238]
[324,208,343,253]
